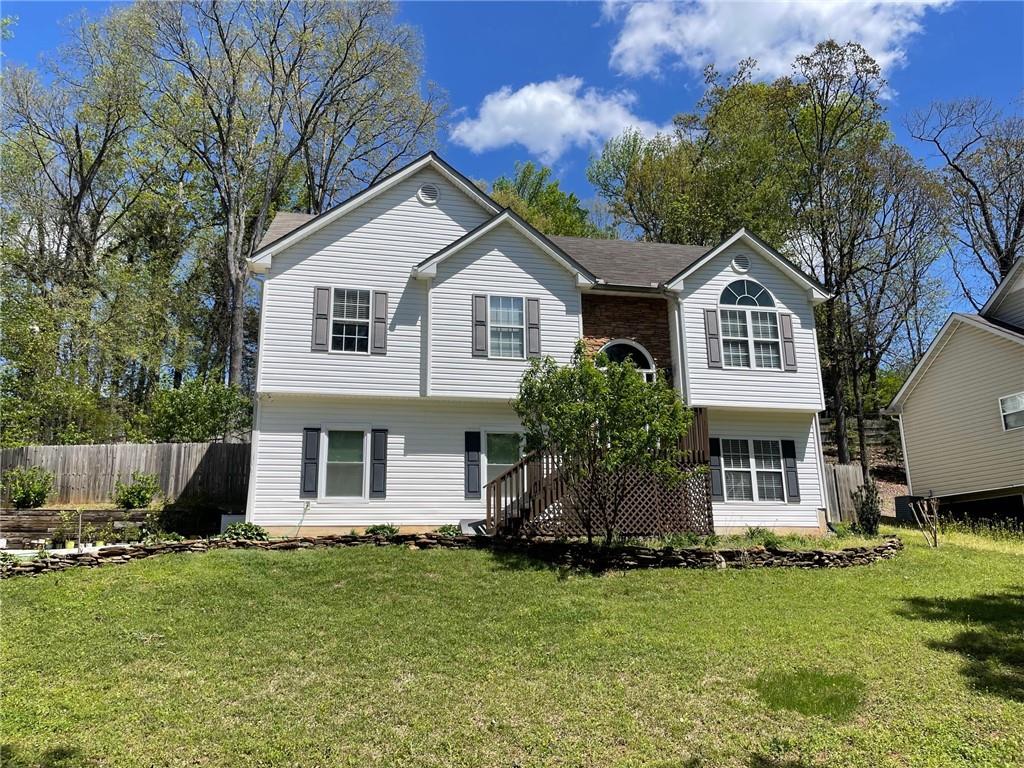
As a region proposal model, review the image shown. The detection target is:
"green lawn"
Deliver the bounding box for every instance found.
[2,530,1021,767]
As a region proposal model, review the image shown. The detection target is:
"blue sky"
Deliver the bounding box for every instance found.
[3,0,1022,202]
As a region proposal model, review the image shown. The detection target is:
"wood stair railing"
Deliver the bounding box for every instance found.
[485,446,564,535]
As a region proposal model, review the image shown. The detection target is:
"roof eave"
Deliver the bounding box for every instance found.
[245,152,502,273]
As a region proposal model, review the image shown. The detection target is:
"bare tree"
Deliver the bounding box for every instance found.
[784,40,887,465]
[140,0,441,386]
[908,99,1024,308]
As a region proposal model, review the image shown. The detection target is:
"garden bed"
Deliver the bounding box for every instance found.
[0,531,903,578]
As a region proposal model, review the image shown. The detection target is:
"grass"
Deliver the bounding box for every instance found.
[2,528,1022,767]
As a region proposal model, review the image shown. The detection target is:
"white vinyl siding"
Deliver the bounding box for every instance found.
[430,222,581,398]
[679,243,825,410]
[709,409,825,529]
[257,168,490,396]
[248,395,523,527]
[986,269,1024,327]
[900,322,1024,498]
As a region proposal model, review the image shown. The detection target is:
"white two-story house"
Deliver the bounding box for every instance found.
[245,152,832,535]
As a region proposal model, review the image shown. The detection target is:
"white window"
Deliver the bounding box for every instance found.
[719,280,782,370]
[999,392,1024,431]
[324,430,365,497]
[486,432,522,483]
[488,295,525,358]
[598,339,657,382]
[331,288,370,353]
[720,437,786,503]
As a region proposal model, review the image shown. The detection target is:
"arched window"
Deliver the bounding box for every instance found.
[720,279,775,307]
[718,280,781,369]
[598,339,657,382]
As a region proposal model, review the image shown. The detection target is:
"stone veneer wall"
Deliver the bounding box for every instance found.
[1,534,903,578]
[581,294,673,371]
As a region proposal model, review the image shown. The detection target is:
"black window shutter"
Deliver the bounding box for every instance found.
[708,437,724,502]
[526,297,542,357]
[704,308,722,368]
[472,295,488,357]
[300,427,320,498]
[312,287,330,352]
[781,439,801,502]
[370,292,388,356]
[369,429,388,498]
[465,431,481,498]
[780,314,798,371]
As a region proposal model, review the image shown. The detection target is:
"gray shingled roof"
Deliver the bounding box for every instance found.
[550,236,707,288]
[257,212,314,251]
[255,212,707,288]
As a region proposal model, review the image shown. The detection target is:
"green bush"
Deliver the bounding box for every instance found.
[144,530,185,544]
[145,379,252,443]
[219,522,269,541]
[365,523,399,538]
[113,471,161,510]
[852,479,881,536]
[2,466,54,509]
[830,522,854,539]
[744,527,784,548]
[436,524,462,537]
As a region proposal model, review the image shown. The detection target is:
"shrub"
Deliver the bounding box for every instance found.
[145,379,252,443]
[830,522,854,539]
[144,530,185,544]
[744,527,783,548]
[219,522,269,541]
[2,466,54,509]
[436,524,462,537]
[852,479,881,536]
[365,523,399,538]
[113,471,161,510]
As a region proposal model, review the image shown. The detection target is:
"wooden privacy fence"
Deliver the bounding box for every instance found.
[824,463,866,524]
[0,442,250,506]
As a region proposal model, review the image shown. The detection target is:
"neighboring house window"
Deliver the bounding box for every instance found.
[331,288,371,353]
[999,392,1024,430]
[719,279,781,370]
[325,430,365,496]
[489,295,525,358]
[721,438,785,502]
[486,432,522,483]
[599,339,657,383]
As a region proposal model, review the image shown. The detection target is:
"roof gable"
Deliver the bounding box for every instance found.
[248,152,500,273]
[413,209,596,286]
[981,256,1024,319]
[885,312,1024,412]
[665,229,829,303]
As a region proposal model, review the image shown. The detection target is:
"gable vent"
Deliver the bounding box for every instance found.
[417,183,440,205]
[731,253,751,273]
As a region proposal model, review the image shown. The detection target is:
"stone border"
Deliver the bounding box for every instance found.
[0,533,903,579]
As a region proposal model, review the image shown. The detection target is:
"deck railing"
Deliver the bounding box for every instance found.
[485,409,713,537]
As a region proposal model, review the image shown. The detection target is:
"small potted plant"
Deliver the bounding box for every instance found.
[82,522,97,549]
[55,510,77,549]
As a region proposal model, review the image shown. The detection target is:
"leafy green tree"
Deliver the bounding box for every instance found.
[142,379,252,443]
[490,161,609,237]
[513,342,693,545]
[140,0,442,386]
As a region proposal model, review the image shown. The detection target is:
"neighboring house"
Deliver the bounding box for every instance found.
[885,259,1024,514]
[245,152,832,535]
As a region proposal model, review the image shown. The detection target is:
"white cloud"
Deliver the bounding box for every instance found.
[607,1,950,79]
[449,76,670,163]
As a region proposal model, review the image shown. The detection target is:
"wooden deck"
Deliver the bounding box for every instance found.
[486,409,713,537]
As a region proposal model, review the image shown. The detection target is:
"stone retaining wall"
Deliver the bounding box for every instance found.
[0,533,903,579]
